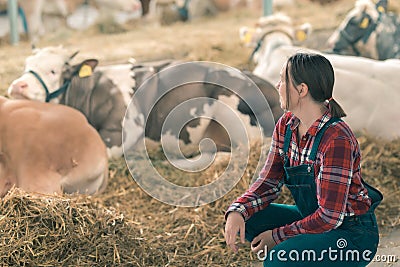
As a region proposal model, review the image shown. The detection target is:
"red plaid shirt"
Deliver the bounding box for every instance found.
[226,111,371,244]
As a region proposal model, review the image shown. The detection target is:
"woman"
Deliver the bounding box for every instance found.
[224,52,383,266]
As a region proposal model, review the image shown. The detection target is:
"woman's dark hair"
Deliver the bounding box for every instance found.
[284,52,346,118]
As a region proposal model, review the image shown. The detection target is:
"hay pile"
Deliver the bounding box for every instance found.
[358,135,400,227]
[0,135,398,266]
[0,188,167,266]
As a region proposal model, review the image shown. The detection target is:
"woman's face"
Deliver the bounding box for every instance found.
[275,65,300,112]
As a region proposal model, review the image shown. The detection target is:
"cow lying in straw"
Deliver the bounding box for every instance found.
[0,96,108,197]
[241,13,400,140]
[127,60,283,160]
[327,0,400,60]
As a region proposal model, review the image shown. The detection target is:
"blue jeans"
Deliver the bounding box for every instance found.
[245,203,379,267]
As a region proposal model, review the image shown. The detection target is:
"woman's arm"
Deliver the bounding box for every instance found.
[272,135,358,244]
[225,115,287,221]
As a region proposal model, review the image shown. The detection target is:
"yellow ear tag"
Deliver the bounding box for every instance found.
[243,31,253,45]
[295,30,307,42]
[240,30,255,45]
[377,6,385,13]
[360,17,369,29]
[79,64,93,78]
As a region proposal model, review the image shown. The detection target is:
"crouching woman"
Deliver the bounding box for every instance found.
[224,52,383,267]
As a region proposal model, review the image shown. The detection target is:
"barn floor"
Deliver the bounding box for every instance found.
[0,0,399,266]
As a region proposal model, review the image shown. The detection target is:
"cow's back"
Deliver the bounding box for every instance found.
[61,69,129,157]
[376,13,400,60]
[0,97,108,196]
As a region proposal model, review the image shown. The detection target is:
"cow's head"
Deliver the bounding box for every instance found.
[7,46,95,103]
[239,13,312,63]
[327,0,380,55]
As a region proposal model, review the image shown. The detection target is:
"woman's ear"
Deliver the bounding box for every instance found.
[297,83,309,97]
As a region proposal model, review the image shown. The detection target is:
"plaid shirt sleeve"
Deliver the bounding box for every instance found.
[272,135,358,244]
[225,115,287,221]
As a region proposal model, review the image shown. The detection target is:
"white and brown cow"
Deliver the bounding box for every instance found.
[65,0,142,30]
[242,13,400,140]
[0,0,68,43]
[0,0,142,43]
[147,0,268,24]
[8,46,135,159]
[240,13,312,82]
[327,0,400,60]
[0,96,108,197]
[151,0,295,23]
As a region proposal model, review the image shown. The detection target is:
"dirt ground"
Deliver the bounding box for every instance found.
[0,0,399,266]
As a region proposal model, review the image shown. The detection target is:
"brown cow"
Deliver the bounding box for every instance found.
[0,96,108,197]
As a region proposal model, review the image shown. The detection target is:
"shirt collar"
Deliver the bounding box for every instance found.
[286,111,332,137]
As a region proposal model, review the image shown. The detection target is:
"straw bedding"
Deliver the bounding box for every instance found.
[0,135,398,266]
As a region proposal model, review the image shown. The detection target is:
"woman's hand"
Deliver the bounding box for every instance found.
[224,211,245,253]
[250,230,276,254]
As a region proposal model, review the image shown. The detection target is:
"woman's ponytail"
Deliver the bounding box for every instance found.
[327,98,346,118]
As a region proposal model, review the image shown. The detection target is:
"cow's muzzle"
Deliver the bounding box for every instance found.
[26,70,70,102]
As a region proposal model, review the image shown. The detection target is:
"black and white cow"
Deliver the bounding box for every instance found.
[327,0,400,60]
[8,46,283,160]
[128,61,283,157]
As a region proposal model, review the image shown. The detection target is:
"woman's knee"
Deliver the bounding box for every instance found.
[245,204,302,241]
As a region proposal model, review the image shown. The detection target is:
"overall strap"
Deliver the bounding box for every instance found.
[309,117,342,161]
[283,123,293,156]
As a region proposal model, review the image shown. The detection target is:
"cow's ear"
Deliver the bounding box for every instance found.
[294,22,312,43]
[78,59,99,78]
[239,26,257,46]
[32,45,41,54]
[375,0,387,13]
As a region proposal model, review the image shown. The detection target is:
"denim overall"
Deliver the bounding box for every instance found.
[245,118,383,266]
